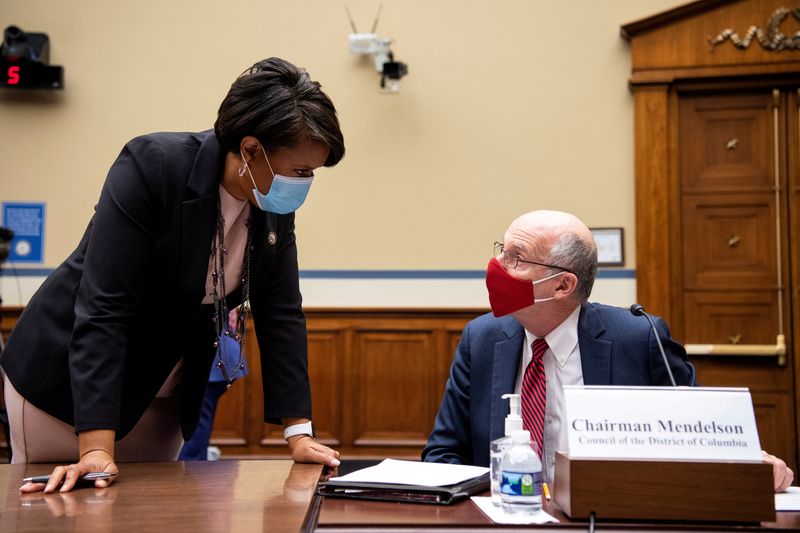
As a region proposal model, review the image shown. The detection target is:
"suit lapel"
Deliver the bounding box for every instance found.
[180,196,217,300]
[578,303,612,385]
[490,320,524,442]
[179,132,225,301]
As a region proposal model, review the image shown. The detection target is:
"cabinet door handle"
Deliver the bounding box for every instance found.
[727,235,740,247]
[725,137,739,150]
[684,335,786,366]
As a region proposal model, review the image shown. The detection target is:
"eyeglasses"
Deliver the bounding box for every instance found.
[493,241,572,273]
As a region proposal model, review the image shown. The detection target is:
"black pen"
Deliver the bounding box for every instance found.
[22,472,117,484]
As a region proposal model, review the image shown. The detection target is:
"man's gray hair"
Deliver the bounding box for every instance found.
[546,233,597,301]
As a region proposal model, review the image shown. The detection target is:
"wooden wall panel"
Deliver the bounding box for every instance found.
[692,359,794,465]
[443,329,463,383]
[691,356,788,394]
[215,324,274,453]
[679,93,773,192]
[680,193,776,289]
[683,292,777,345]
[752,392,795,470]
[351,332,435,447]
[212,309,483,459]
[0,307,484,460]
[210,374,248,446]
[0,306,19,346]
[307,331,345,447]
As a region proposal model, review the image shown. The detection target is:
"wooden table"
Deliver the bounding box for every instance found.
[0,460,320,532]
[2,460,799,532]
[313,494,800,532]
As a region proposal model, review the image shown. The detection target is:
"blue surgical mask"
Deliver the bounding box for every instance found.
[242,145,314,214]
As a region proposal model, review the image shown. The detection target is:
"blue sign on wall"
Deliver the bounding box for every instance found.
[2,202,45,263]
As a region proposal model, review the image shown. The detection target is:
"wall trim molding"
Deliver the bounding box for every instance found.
[0,268,637,279]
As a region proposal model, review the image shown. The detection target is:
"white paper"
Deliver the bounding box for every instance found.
[329,459,488,487]
[776,486,800,511]
[471,496,559,525]
[564,386,762,461]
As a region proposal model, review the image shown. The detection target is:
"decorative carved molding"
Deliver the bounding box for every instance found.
[709,7,800,51]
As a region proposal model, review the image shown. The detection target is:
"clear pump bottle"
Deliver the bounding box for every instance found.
[489,393,523,505]
[500,429,543,514]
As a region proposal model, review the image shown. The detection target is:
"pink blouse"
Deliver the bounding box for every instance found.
[201,185,251,305]
[160,185,250,397]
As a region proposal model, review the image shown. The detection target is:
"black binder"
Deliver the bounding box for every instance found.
[317,471,490,505]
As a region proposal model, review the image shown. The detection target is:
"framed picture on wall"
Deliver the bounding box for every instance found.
[590,227,624,266]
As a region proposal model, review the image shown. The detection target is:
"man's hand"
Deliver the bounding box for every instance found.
[287,435,340,467]
[762,450,794,492]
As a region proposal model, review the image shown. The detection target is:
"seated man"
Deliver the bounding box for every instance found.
[422,210,794,492]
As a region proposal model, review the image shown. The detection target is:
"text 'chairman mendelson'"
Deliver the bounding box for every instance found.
[571,419,745,435]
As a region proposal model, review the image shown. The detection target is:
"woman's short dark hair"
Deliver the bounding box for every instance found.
[214,57,345,166]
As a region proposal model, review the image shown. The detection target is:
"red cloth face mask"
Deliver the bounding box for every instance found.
[485,257,565,317]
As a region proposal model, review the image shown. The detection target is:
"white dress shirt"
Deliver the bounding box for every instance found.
[513,304,584,483]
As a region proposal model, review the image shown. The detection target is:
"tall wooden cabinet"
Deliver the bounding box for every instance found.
[678,90,783,345]
[623,0,800,471]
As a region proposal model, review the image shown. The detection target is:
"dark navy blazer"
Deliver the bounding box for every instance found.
[1,131,311,440]
[422,302,696,467]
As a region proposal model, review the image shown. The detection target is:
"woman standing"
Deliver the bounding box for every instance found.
[1,57,343,492]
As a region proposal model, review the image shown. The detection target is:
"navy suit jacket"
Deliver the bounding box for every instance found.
[422,302,695,467]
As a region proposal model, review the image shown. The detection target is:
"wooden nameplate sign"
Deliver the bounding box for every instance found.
[554,453,774,522]
[554,386,775,522]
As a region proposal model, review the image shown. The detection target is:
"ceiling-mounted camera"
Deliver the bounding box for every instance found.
[346,5,408,93]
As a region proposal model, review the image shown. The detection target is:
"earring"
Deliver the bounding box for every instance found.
[238,165,246,177]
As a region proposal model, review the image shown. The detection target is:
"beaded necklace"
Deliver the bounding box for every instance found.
[210,196,252,389]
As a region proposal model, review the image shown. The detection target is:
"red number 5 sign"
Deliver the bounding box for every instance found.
[7,65,20,85]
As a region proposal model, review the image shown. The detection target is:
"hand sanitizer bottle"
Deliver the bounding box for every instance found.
[489,393,522,505]
[500,429,543,514]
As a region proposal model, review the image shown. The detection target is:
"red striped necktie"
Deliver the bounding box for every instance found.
[521,337,548,457]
